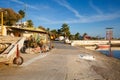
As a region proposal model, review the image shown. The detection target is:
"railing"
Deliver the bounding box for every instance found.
[0,37,25,63]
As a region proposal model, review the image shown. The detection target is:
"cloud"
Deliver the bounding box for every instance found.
[38,17,52,22]
[89,0,103,14]
[50,0,120,24]
[11,0,41,10]
[54,0,83,18]
[82,12,120,23]
[37,11,120,24]
[11,0,120,25]
[11,0,24,4]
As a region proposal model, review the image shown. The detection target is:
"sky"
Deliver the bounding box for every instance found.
[0,0,120,38]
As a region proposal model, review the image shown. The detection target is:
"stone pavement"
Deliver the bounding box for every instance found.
[21,52,50,67]
[0,41,120,80]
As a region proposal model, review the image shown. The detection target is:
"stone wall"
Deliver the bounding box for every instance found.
[71,40,120,46]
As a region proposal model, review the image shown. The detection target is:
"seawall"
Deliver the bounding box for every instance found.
[71,40,120,50]
[71,40,120,46]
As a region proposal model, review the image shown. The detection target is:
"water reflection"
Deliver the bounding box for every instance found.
[99,50,120,59]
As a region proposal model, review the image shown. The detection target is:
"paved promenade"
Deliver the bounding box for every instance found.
[0,41,120,80]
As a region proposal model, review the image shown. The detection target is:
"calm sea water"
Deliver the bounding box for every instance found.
[99,50,120,59]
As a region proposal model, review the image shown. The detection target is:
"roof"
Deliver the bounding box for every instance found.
[7,27,47,34]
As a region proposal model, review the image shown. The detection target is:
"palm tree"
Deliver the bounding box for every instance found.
[61,23,70,37]
[18,10,25,27]
[18,10,25,19]
[26,20,33,28]
[75,32,80,40]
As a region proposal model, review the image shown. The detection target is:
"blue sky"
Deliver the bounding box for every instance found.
[0,0,120,38]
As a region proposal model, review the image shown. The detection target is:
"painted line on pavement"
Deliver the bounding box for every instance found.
[22,53,50,67]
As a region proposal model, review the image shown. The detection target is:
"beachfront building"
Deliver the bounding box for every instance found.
[83,35,91,40]
[0,25,7,36]
[6,26,50,44]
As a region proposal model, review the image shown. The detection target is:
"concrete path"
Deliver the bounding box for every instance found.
[0,41,116,80]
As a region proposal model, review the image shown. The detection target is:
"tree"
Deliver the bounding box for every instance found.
[0,8,21,26]
[18,10,25,26]
[75,32,80,40]
[50,29,58,39]
[57,29,62,36]
[69,34,75,40]
[51,29,57,34]
[38,26,46,30]
[46,28,50,31]
[18,10,25,19]
[83,33,87,38]
[26,20,33,28]
[61,23,70,37]
[82,33,91,40]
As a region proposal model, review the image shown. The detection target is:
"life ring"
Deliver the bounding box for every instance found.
[13,56,24,65]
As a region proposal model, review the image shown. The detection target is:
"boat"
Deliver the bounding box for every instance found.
[95,44,110,50]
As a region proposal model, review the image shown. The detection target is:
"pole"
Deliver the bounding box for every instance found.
[16,44,20,58]
[1,12,3,35]
[109,39,112,57]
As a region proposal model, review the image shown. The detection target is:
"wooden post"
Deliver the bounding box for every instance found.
[1,12,3,35]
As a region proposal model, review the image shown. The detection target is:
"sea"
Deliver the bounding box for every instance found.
[99,50,120,59]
